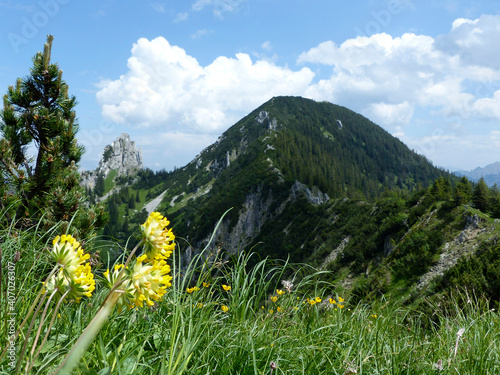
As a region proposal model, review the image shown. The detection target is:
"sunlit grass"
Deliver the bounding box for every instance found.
[1,212,499,374]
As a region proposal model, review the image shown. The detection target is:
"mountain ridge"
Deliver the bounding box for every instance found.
[142,96,451,258]
[92,96,500,307]
[455,161,500,186]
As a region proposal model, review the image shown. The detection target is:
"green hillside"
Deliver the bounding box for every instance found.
[93,97,500,307]
[152,96,449,243]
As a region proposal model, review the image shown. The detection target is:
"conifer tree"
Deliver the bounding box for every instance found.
[94,172,105,197]
[454,176,473,206]
[472,178,489,212]
[128,195,136,209]
[0,35,105,236]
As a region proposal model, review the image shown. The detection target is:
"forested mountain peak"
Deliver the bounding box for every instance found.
[97,96,500,306]
[130,96,452,254]
[183,96,446,201]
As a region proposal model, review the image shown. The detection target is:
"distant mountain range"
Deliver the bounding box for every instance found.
[455,162,500,186]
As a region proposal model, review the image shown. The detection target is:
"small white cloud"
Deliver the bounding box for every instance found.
[451,17,478,30]
[192,0,247,17]
[150,2,166,13]
[174,12,189,22]
[435,14,500,69]
[261,41,272,51]
[472,90,500,119]
[191,29,213,39]
[366,101,414,128]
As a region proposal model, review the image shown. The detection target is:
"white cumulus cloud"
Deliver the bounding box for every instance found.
[96,37,315,133]
[366,101,414,129]
[299,16,500,130]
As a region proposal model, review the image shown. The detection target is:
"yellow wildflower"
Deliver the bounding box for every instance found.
[338,296,344,302]
[51,235,91,277]
[44,235,95,303]
[128,255,172,308]
[270,296,278,302]
[315,297,322,303]
[103,255,172,310]
[203,282,210,288]
[269,309,274,314]
[221,305,229,312]
[276,289,285,295]
[329,298,337,304]
[308,299,316,306]
[103,263,125,286]
[187,286,200,294]
[141,212,175,261]
[277,306,282,312]
[222,284,231,291]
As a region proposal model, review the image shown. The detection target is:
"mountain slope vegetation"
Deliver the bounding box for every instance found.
[95,96,500,305]
[152,96,449,245]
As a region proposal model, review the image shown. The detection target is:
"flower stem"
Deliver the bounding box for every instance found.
[101,239,144,306]
[0,265,59,361]
[27,289,70,374]
[53,290,122,375]
[15,292,48,373]
[29,290,58,358]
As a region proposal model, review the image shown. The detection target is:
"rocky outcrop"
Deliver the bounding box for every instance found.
[97,133,143,178]
[189,180,330,260]
[255,110,278,130]
[416,213,489,290]
[290,181,330,205]
[81,133,143,189]
[219,190,273,253]
[320,237,350,270]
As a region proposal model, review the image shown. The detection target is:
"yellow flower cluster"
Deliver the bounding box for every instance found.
[44,234,95,303]
[141,211,175,261]
[328,296,345,309]
[187,286,200,294]
[103,212,174,310]
[306,297,322,306]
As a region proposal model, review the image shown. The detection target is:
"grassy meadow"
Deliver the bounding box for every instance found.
[0,213,499,375]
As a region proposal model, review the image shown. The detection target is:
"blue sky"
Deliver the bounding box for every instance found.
[1,0,500,172]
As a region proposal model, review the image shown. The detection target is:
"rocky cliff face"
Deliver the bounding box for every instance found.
[97,133,143,177]
[184,180,330,265]
[81,133,143,189]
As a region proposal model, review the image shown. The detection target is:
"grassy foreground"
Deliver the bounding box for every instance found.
[0,217,499,374]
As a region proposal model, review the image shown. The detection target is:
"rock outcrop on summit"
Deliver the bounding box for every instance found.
[81,133,142,189]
